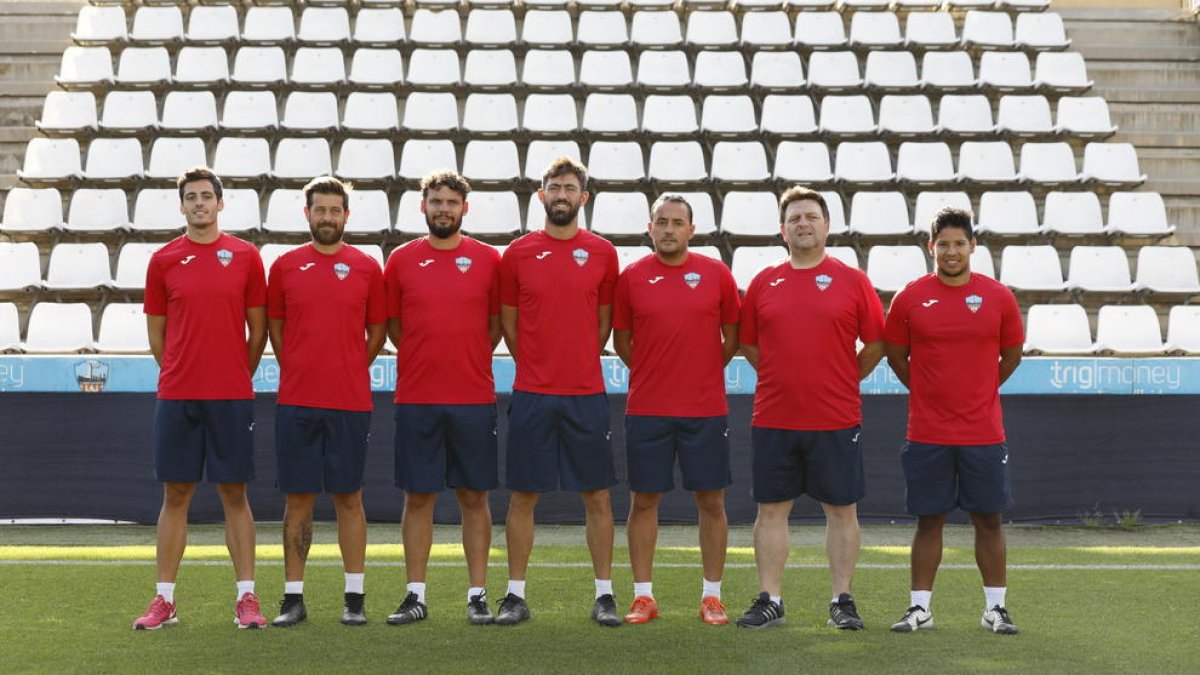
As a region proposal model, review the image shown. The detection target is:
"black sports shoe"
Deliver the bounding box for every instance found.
[591,594,622,627]
[386,592,428,625]
[271,594,307,628]
[494,593,531,626]
[735,592,785,629]
[342,592,367,626]
[467,592,494,625]
[982,605,1019,634]
[828,593,864,630]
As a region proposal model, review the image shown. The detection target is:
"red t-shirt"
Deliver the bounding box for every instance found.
[144,232,266,400]
[384,236,500,404]
[500,229,618,395]
[885,273,1024,445]
[740,256,885,431]
[613,252,741,417]
[267,244,386,412]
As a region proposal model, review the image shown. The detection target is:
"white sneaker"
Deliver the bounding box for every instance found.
[981,605,1019,634]
[890,605,933,633]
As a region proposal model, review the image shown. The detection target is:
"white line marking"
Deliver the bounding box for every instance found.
[2,560,1197,571]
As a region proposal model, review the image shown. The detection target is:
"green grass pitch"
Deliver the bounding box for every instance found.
[1,524,1198,674]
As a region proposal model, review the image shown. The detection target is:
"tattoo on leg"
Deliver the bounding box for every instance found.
[292,517,313,564]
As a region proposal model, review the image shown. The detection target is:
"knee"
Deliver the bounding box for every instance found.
[455,489,488,512]
[916,515,946,534]
[756,501,791,524]
[215,483,248,507]
[404,492,437,512]
[972,514,1004,536]
[630,492,661,514]
[162,483,195,509]
[581,489,612,514]
[693,491,726,519]
[333,491,363,514]
[509,491,539,513]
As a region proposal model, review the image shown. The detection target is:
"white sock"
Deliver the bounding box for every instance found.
[984,586,1006,609]
[769,595,782,606]
[236,580,255,599]
[284,581,304,596]
[407,582,426,604]
[702,579,721,600]
[156,582,175,604]
[633,582,653,599]
[595,579,613,599]
[468,586,486,602]
[507,579,526,599]
[345,573,364,595]
[911,590,932,611]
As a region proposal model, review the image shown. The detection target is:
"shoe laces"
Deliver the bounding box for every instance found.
[629,596,654,613]
[991,605,1012,623]
[239,593,261,614]
[702,596,725,613]
[148,595,172,615]
[468,593,488,612]
[750,595,774,614]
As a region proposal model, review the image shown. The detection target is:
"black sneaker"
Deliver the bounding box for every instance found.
[467,592,494,625]
[828,593,864,630]
[271,594,307,628]
[342,592,367,626]
[982,605,1019,634]
[386,592,428,626]
[735,592,785,629]
[494,593,531,626]
[591,594,622,627]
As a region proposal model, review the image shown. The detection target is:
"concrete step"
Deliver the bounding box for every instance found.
[1108,102,1200,149]
[1065,17,1200,62]
[0,97,47,128]
[0,55,64,82]
[1140,148,1200,198]
[1164,197,1200,246]
[0,19,76,46]
[1088,62,1200,104]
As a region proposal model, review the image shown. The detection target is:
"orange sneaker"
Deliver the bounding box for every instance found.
[624,595,658,624]
[700,596,729,625]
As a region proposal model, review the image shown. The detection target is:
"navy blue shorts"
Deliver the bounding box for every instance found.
[901,441,1014,516]
[506,391,617,493]
[626,415,732,493]
[750,425,865,505]
[275,405,371,494]
[154,399,255,484]
[394,403,499,493]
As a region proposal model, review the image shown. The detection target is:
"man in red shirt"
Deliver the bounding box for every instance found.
[383,170,502,627]
[496,157,621,627]
[736,187,885,630]
[266,177,387,628]
[612,194,740,626]
[885,207,1024,636]
[133,167,268,630]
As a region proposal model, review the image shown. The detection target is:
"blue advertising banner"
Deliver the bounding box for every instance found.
[2,356,1199,395]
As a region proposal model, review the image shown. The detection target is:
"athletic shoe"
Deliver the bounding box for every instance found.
[735,592,785,629]
[982,605,1019,634]
[342,592,367,626]
[591,594,622,627]
[272,594,307,628]
[828,593,864,630]
[624,595,658,624]
[890,605,933,633]
[132,595,178,630]
[235,592,267,629]
[467,592,494,625]
[700,596,729,626]
[386,592,428,625]
[494,593,531,626]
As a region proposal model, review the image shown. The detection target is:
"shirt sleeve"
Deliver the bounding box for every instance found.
[998,287,1024,348]
[143,254,166,316]
[383,252,402,320]
[857,273,886,343]
[739,273,761,346]
[266,259,286,320]
[611,270,632,331]
[883,289,910,346]
[719,265,742,326]
[366,262,388,325]
[244,247,267,308]
[499,247,519,307]
[598,244,619,306]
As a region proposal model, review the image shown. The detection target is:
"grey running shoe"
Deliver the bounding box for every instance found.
[494,593,531,626]
[735,592,785,629]
[828,593,864,630]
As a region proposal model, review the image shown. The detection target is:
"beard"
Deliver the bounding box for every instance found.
[426,213,462,239]
[544,200,580,227]
[937,262,969,277]
[311,221,343,246]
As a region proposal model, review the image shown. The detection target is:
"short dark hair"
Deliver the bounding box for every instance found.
[778,186,828,224]
[176,167,223,201]
[420,169,471,200]
[302,175,351,210]
[542,156,588,190]
[651,193,693,223]
[930,207,975,240]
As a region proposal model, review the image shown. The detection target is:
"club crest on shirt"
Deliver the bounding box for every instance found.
[815,274,833,291]
[573,248,589,267]
[684,272,701,289]
[966,294,983,313]
[334,262,350,280]
[216,249,233,267]
[455,256,472,273]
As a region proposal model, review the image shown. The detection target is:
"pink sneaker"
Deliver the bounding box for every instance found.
[235,592,267,629]
[133,595,178,630]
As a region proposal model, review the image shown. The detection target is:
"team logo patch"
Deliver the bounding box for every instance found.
[573,248,589,267]
[455,256,472,273]
[966,294,983,313]
[74,359,109,393]
[815,274,833,291]
[216,249,233,267]
[684,272,701,289]
[334,262,350,280]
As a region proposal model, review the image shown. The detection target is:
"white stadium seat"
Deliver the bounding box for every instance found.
[962,11,1014,49]
[2,188,64,232]
[350,49,405,88]
[174,46,230,86]
[921,52,977,91]
[979,52,1034,91]
[761,95,817,136]
[774,141,832,183]
[298,8,351,45]
[522,94,577,134]
[864,52,920,91]
[356,9,406,44]
[18,138,82,183]
[220,190,263,233]
[72,6,127,44]
[1033,52,1092,92]
[58,46,114,87]
[406,49,461,87]
[999,245,1064,291]
[1018,142,1080,186]
[282,92,340,132]
[937,95,995,136]
[399,139,458,179]
[465,50,518,88]
[65,189,128,232]
[0,242,44,291]
[912,191,973,233]
[1134,247,1200,296]
[896,142,956,187]
[274,138,333,181]
[637,51,690,89]
[583,94,638,136]
[346,191,392,235]
[849,192,911,236]
[579,51,634,89]
[807,52,862,91]
[834,142,894,185]
[461,140,521,182]
[243,7,295,44]
[1082,143,1146,187]
[0,303,20,352]
[590,192,651,236]
[643,96,699,136]
[222,91,279,131]
[291,48,347,87]
[957,142,1018,186]
[86,137,145,182]
[1015,12,1071,50]
[866,246,927,292]
[130,189,186,233]
[1105,192,1174,237]
[96,303,151,353]
[213,138,271,180]
[997,95,1054,137]
[1093,305,1163,355]
[130,7,184,45]
[525,140,581,180]
[37,91,97,133]
[462,93,520,135]
[187,6,239,44]
[905,12,957,50]
[461,192,522,236]
[336,139,397,181]
[1065,246,1134,294]
[45,242,113,290]
[23,303,94,353]
[1024,304,1092,354]
[849,11,902,49]
[1165,306,1200,355]
[264,190,309,234]
[100,91,158,132]
[113,242,165,291]
[751,52,805,91]
[818,95,877,136]
[711,142,769,183]
[466,10,518,47]
[1055,97,1117,137]
[977,191,1041,236]
[701,95,757,136]
[649,141,708,183]
[720,192,779,237]
[343,92,400,133]
[795,12,846,50]
[522,50,575,88]
[577,11,628,47]
[589,142,645,183]
[160,91,218,133]
[693,51,747,89]
[731,246,787,291]
[1042,192,1104,236]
